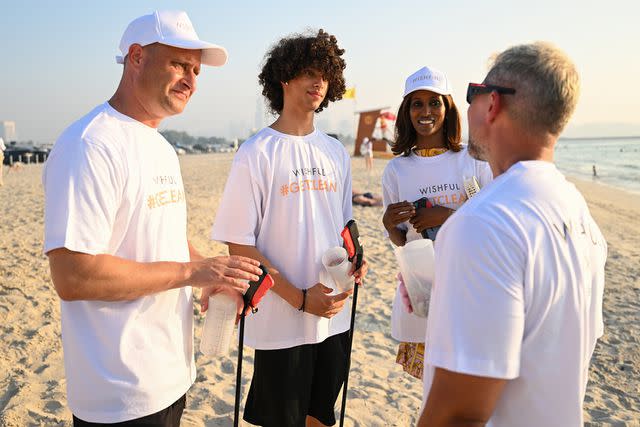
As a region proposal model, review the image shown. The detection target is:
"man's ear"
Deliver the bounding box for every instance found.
[486,91,502,123]
[127,44,145,68]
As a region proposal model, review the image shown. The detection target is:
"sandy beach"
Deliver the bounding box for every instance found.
[0,153,638,426]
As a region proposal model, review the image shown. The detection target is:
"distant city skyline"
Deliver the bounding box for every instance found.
[5,113,640,145]
[1,1,639,143]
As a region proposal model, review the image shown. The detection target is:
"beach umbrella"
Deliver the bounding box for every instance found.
[380,111,397,121]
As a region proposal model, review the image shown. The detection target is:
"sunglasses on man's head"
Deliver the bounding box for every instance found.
[466,83,516,104]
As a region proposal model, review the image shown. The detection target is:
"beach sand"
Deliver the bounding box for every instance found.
[0,154,638,426]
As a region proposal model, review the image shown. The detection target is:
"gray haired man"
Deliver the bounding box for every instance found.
[418,42,606,427]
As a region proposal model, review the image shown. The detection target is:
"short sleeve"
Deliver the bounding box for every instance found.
[382,162,406,237]
[43,139,123,255]
[425,214,525,379]
[211,150,262,245]
[382,162,400,210]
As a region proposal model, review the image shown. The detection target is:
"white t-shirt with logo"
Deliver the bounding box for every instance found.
[422,161,606,427]
[43,103,195,423]
[211,127,353,350]
[382,148,492,342]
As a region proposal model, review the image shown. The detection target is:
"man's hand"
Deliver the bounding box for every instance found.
[409,205,452,234]
[199,258,277,319]
[304,283,353,318]
[349,257,368,285]
[187,255,262,294]
[382,201,415,232]
[200,285,250,322]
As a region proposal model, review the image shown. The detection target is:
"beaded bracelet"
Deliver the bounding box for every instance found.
[298,289,307,312]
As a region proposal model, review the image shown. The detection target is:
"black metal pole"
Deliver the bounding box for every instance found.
[339,282,359,427]
[234,309,246,427]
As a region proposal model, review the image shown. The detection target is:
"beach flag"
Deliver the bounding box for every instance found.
[343,87,356,99]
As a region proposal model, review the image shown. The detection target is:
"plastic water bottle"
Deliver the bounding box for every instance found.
[200,293,237,356]
[322,246,353,292]
[394,239,435,318]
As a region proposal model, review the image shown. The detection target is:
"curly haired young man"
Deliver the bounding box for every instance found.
[211,30,368,427]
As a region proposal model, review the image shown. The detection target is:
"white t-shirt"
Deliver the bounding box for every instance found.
[211,127,353,350]
[422,161,606,427]
[382,148,492,342]
[43,103,195,423]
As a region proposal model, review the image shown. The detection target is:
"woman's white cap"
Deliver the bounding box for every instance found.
[116,10,228,67]
[403,66,451,97]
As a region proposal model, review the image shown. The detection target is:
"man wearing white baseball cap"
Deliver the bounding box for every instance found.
[43,10,262,426]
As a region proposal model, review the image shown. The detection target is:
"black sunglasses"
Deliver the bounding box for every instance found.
[466,83,516,104]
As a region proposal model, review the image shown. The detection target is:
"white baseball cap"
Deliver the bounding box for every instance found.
[403,66,452,98]
[116,10,228,67]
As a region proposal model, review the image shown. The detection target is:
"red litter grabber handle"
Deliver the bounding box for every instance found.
[242,265,274,312]
[341,219,363,270]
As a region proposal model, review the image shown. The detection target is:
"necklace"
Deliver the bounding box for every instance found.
[414,147,448,157]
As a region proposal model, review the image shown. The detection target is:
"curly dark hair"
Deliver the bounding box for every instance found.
[258,29,346,114]
[391,94,462,156]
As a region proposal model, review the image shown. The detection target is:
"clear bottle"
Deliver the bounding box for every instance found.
[200,293,237,356]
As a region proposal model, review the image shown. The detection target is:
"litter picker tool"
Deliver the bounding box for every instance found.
[234,265,274,427]
[339,219,364,426]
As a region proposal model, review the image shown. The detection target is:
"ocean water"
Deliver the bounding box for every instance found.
[554,137,640,195]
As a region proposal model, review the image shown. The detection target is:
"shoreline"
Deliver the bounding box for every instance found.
[562,169,640,196]
[559,135,640,141]
[567,174,640,203]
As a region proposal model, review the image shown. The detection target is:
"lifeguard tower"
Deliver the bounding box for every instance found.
[353,108,396,158]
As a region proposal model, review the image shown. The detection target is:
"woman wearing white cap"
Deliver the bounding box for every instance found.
[381,66,492,380]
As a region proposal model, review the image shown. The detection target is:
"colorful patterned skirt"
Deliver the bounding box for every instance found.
[396,342,425,380]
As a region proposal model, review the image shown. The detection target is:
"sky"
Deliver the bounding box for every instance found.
[1,0,639,144]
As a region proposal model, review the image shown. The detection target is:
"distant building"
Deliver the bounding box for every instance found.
[254,97,265,130]
[0,121,16,142]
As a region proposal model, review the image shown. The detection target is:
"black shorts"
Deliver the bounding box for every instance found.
[244,331,350,427]
[73,394,185,427]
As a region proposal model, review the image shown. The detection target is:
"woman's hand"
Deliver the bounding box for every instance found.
[409,205,453,234]
[383,201,415,232]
